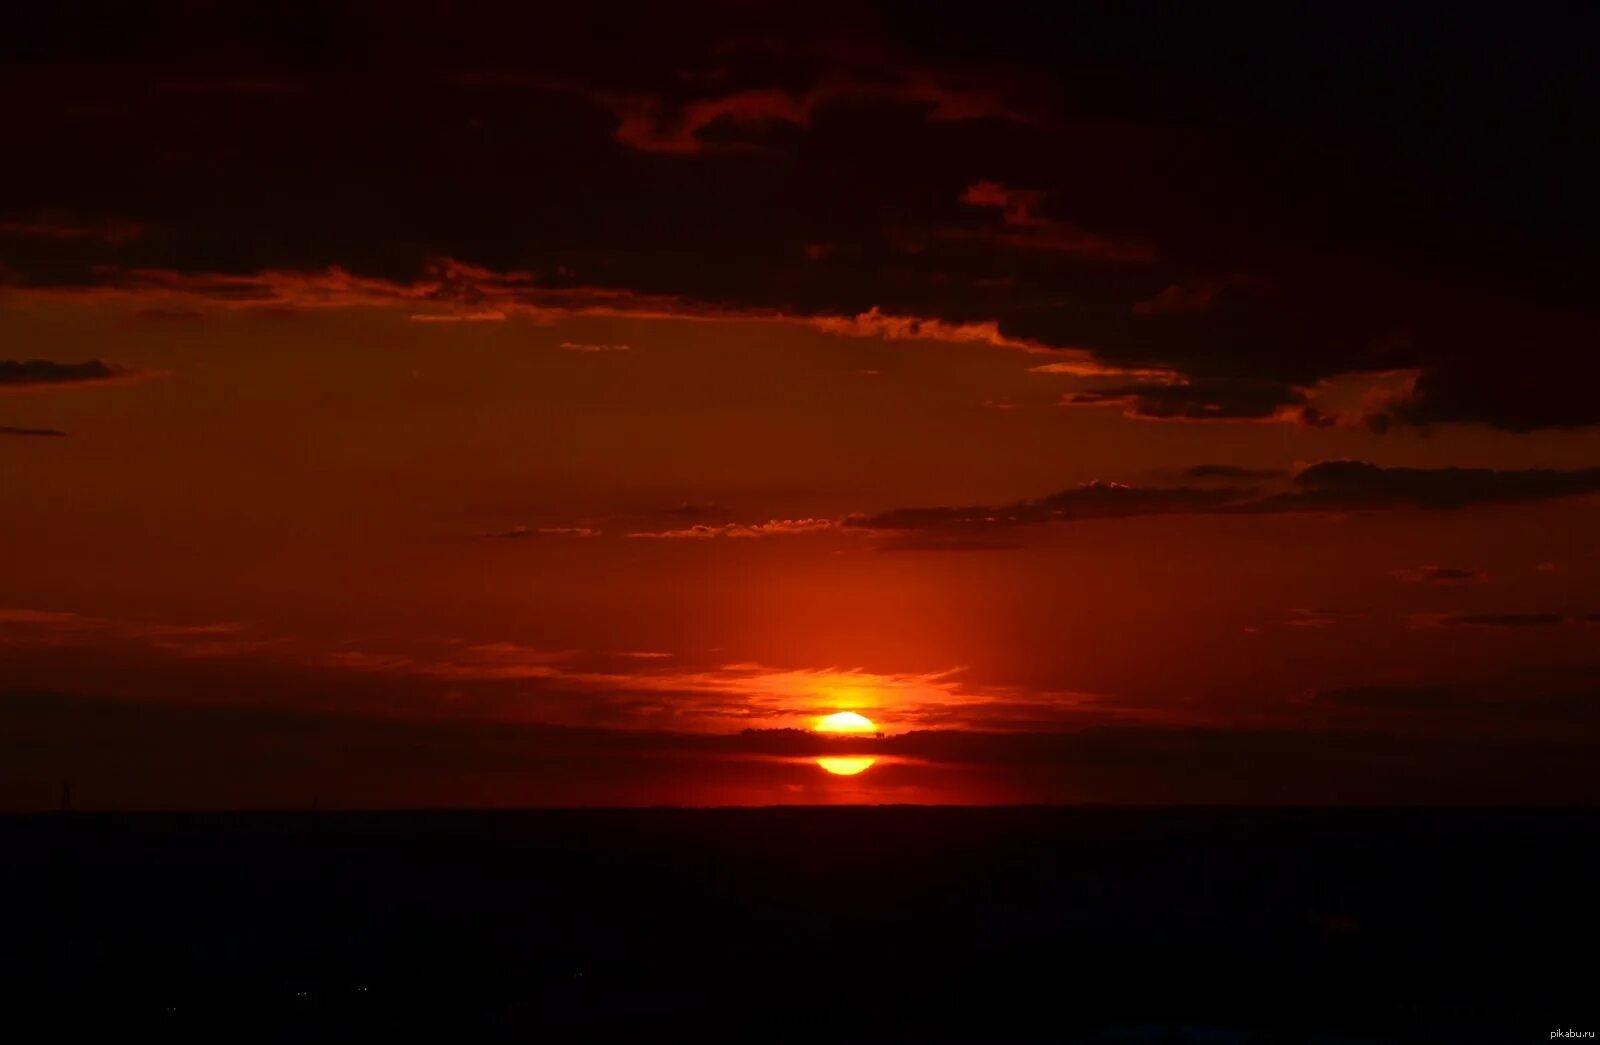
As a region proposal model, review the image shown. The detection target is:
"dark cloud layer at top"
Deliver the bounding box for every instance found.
[2,4,1599,429]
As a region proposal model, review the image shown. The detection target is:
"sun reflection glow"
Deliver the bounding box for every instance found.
[816,756,877,776]
[814,710,878,734]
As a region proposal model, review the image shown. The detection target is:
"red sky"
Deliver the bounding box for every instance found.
[4,4,1600,807]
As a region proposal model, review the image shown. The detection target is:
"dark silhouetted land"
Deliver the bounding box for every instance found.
[2,807,1594,1042]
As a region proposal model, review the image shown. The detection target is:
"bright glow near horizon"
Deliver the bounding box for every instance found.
[814,710,878,734]
[815,756,877,776]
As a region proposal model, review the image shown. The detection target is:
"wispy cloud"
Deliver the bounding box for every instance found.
[1183,464,1285,480]
[0,359,131,388]
[29,263,1092,358]
[0,424,68,437]
[628,518,834,540]
[1410,612,1575,629]
[0,607,261,657]
[591,75,1030,154]
[952,179,1157,262]
[841,460,1600,542]
[845,481,1247,533]
[479,526,603,539]
[1391,565,1488,585]
[0,215,144,244]
[409,310,507,323]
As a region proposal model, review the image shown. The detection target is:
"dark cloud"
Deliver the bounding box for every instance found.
[875,725,1600,801]
[1185,465,1284,480]
[0,424,68,437]
[1363,308,1600,433]
[1434,613,1569,629]
[1390,565,1487,585]
[946,179,1157,262]
[595,76,1030,155]
[846,481,1248,533]
[1314,685,1461,711]
[1064,378,1314,423]
[1,6,1597,429]
[1132,281,1229,316]
[1253,461,1600,512]
[847,461,1600,537]
[0,359,123,387]
[0,215,144,243]
[1283,608,1345,629]
[1312,682,1600,731]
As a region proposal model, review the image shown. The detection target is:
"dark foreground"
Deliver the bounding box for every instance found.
[1,808,1594,1043]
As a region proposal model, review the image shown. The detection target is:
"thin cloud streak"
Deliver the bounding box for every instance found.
[0,359,128,388]
[846,461,1600,538]
[0,424,68,437]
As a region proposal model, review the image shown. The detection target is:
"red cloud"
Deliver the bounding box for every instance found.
[21,262,1102,359]
[559,341,630,353]
[955,180,1156,262]
[628,518,835,540]
[1133,282,1223,315]
[807,307,1048,353]
[600,75,1029,154]
[960,180,1046,226]
[0,216,145,245]
[612,88,812,152]
[1061,379,1317,424]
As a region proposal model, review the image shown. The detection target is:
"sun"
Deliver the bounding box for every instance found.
[816,756,877,776]
[814,710,878,734]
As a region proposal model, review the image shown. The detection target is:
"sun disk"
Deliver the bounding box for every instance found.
[814,710,878,734]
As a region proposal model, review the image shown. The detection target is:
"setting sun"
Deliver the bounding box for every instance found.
[815,756,877,776]
[814,711,878,734]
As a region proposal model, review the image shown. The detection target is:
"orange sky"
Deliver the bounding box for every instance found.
[5,292,1599,806]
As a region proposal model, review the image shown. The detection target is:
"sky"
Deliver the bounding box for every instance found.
[4,3,1600,807]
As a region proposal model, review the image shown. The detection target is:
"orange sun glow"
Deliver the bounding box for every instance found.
[815,756,877,776]
[814,710,878,734]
